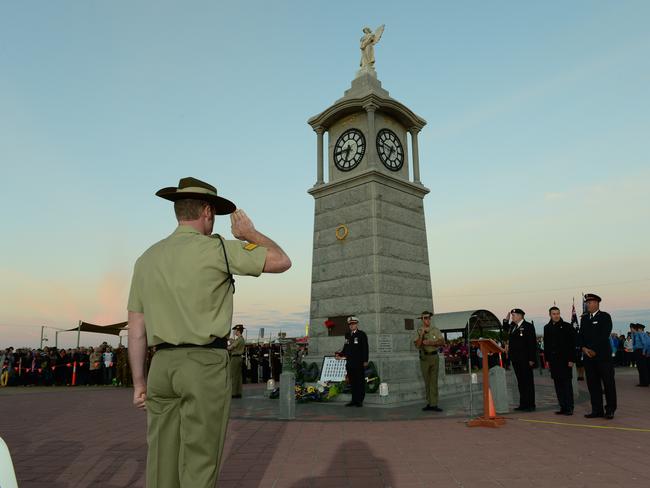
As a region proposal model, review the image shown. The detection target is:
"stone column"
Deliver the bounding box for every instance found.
[315,126,325,185]
[279,371,296,420]
[409,127,421,183]
[364,103,378,168]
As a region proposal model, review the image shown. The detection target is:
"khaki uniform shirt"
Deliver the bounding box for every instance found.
[230,336,245,355]
[416,326,443,354]
[127,225,267,346]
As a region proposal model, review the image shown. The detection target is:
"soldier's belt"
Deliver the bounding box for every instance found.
[230,354,242,357]
[155,337,228,351]
[420,351,438,356]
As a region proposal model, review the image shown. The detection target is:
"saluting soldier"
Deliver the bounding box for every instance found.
[578,293,617,419]
[127,177,291,488]
[228,324,246,398]
[414,311,444,412]
[543,306,576,415]
[336,316,369,407]
[505,308,537,411]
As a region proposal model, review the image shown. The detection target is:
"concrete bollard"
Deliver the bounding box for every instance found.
[279,372,296,420]
[438,355,446,383]
[489,366,509,414]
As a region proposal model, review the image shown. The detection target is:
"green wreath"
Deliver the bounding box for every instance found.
[365,361,380,394]
[304,362,319,382]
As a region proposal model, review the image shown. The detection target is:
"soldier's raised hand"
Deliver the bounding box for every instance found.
[231,209,257,241]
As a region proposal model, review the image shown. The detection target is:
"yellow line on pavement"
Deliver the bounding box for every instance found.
[518,418,650,432]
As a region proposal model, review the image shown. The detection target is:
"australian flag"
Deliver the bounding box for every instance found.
[571,298,579,331]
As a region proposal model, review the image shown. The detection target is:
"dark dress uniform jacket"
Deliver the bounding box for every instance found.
[342,330,369,366]
[507,321,537,365]
[543,320,576,380]
[578,311,613,361]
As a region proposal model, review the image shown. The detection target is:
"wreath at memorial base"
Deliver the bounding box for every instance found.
[270,362,381,401]
[365,361,381,394]
[296,381,345,402]
[270,380,345,402]
[295,361,319,383]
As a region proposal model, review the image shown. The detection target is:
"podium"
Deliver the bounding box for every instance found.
[467,338,506,428]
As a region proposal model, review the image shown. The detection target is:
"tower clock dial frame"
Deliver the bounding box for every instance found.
[333,128,366,171]
[376,128,404,171]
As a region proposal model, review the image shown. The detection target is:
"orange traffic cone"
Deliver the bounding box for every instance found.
[488,388,496,418]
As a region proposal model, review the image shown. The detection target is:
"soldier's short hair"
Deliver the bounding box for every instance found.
[174,199,210,220]
[548,306,560,313]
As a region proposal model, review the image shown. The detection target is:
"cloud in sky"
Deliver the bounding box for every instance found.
[543,192,564,201]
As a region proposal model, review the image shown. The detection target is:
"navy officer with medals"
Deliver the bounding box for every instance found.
[505,308,537,411]
[578,293,617,419]
[336,316,369,407]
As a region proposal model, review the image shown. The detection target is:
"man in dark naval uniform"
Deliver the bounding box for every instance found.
[543,306,576,415]
[578,293,617,419]
[336,316,369,407]
[505,308,537,411]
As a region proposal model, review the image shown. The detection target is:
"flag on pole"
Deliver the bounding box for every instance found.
[571,297,579,327]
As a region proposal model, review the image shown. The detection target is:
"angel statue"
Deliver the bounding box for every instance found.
[359,24,385,71]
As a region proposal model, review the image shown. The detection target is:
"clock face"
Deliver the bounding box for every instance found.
[333,129,366,171]
[376,128,404,171]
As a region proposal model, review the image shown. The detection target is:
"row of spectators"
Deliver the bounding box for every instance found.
[4,328,641,388]
[0,343,132,387]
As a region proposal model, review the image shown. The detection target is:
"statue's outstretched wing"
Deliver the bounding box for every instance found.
[374,24,385,43]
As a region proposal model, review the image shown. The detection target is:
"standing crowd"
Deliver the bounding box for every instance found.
[0,343,132,387]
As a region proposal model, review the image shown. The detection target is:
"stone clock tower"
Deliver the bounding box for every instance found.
[305,27,434,404]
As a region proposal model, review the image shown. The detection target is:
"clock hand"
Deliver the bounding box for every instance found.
[386,145,395,158]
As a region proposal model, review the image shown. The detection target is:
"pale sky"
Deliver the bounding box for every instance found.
[1,1,649,348]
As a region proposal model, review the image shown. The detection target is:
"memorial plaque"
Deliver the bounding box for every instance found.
[320,356,347,382]
[377,334,393,354]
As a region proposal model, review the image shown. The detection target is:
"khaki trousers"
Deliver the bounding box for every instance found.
[146,348,231,488]
[230,355,243,396]
[420,354,439,406]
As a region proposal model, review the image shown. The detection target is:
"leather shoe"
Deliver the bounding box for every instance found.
[430,406,443,412]
[422,405,433,411]
[563,410,574,416]
[355,403,363,407]
[555,410,566,415]
[345,402,356,407]
[584,412,604,418]
[605,412,615,419]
